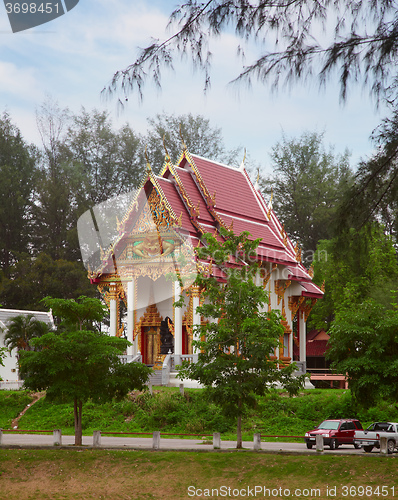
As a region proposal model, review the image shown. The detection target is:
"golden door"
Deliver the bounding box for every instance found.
[145,326,159,365]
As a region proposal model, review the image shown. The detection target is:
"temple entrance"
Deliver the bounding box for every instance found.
[142,326,160,365]
[135,303,164,366]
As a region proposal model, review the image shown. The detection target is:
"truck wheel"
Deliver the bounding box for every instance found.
[329,439,338,450]
[363,445,373,453]
[387,440,395,454]
[306,443,313,449]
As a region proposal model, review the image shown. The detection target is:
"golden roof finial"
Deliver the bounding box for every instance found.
[162,134,171,163]
[144,145,152,173]
[254,168,260,190]
[281,224,288,246]
[267,188,273,218]
[239,148,246,171]
[294,243,302,263]
[179,124,187,151]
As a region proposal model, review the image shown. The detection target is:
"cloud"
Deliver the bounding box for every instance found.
[0,61,40,98]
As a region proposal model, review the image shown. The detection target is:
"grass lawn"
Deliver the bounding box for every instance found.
[0,449,397,499]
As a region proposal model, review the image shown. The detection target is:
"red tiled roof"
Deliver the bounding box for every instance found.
[89,148,323,302]
[173,167,214,224]
[256,245,298,265]
[301,281,324,298]
[219,214,286,248]
[186,154,268,222]
[286,265,312,282]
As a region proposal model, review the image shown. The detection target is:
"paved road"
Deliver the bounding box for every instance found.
[0,433,375,454]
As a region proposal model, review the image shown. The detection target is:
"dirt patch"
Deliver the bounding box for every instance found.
[11,392,45,429]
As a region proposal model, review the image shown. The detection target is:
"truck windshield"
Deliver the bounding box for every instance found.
[318,421,340,430]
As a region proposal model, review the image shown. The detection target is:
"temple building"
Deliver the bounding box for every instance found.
[0,309,55,389]
[84,148,323,384]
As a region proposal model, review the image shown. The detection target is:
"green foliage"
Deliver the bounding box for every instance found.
[309,224,398,410]
[18,309,152,445]
[130,391,233,434]
[337,106,398,241]
[143,112,240,169]
[261,131,352,256]
[3,314,51,352]
[41,295,107,331]
[179,228,306,447]
[106,2,398,107]
[0,112,37,273]
[16,389,234,436]
[19,330,151,404]
[0,390,34,428]
[34,98,80,261]
[63,107,143,207]
[0,346,6,369]
[309,224,398,330]
[327,300,398,408]
[0,254,96,310]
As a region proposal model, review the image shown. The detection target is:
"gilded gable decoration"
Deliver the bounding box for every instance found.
[275,279,292,305]
[288,296,306,320]
[300,298,318,322]
[134,303,163,341]
[294,243,302,263]
[261,263,277,288]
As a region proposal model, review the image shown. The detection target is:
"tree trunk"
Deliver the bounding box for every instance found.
[237,414,242,449]
[74,398,83,446]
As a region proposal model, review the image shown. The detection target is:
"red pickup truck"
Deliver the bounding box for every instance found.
[305,419,363,449]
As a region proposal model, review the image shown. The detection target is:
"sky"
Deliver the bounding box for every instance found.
[0,0,389,175]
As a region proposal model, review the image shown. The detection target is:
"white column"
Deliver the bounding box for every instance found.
[299,311,306,363]
[256,271,266,314]
[192,286,201,355]
[270,279,279,360]
[174,280,182,356]
[127,280,136,356]
[109,283,117,337]
[287,297,293,360]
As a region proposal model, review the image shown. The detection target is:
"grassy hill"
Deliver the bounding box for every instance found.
[2,387,398,440]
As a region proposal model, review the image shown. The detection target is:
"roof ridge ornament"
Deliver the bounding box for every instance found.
[294,242,302,263]
[267,188,273,219]
[254,168,260,190]
[144,145,152,173]
[162,134,171,163]
[179,124,187,151]
[239,148,246,171]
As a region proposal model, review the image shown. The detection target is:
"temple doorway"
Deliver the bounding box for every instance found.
[142,326,160,365]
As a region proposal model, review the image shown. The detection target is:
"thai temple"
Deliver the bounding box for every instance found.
[83,147,324,385]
